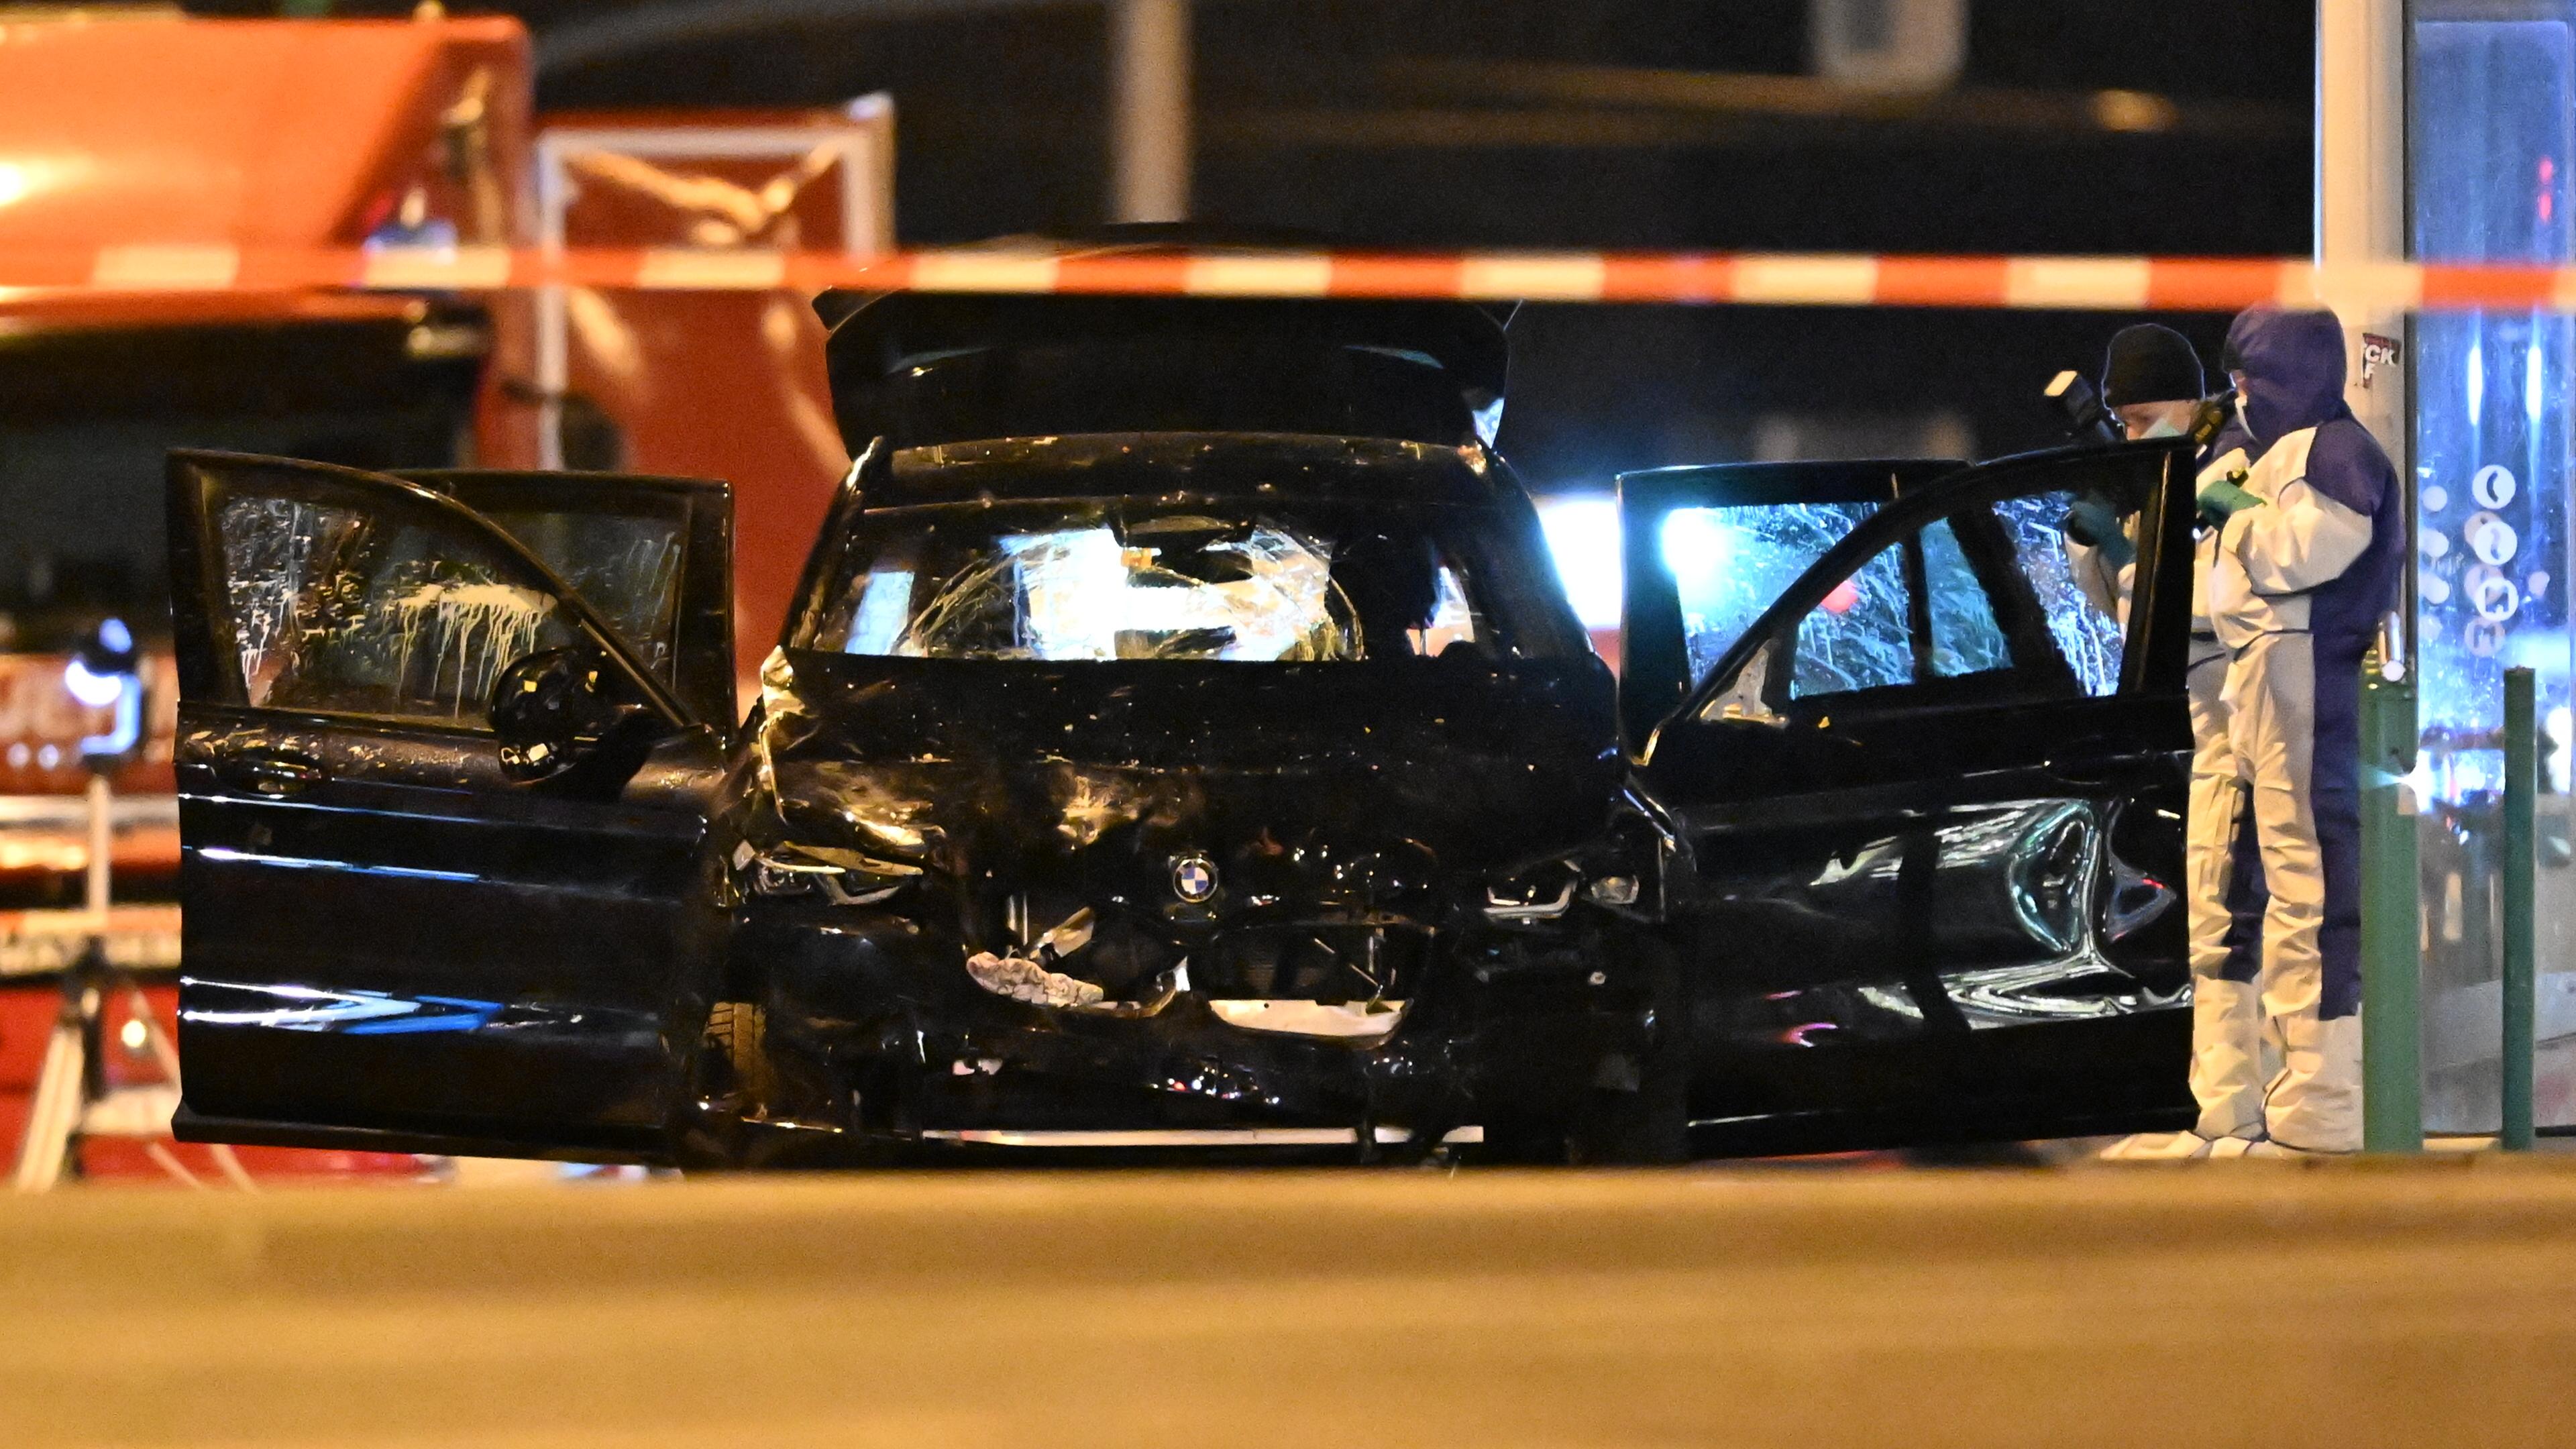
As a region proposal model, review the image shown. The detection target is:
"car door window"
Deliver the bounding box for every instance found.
[474,503,688,684]
[1789,539,1912,698]
[1921,517,2012,677]
[213,490,584,725]
[1667,500,1880,684]
[1989,489,2126,698]
[1779,499,2081,706]
[397,470,735,728]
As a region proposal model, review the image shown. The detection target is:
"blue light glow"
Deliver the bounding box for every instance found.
[1536,495,1623,629]
[60,657,123,708]
[195,847,480,883]
[345,997,504,1035]
[1658,506,1737,584]
[186,980,502,1034]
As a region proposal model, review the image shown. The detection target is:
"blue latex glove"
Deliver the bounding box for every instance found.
[2059,496,2135,566]
[2197,478,2264,529]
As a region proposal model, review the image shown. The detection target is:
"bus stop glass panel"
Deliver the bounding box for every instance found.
[2414,5,2576,1130]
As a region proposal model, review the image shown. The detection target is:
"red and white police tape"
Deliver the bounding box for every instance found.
[7,244,2576,311]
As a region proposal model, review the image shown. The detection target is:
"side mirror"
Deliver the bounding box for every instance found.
[490,647,623,784]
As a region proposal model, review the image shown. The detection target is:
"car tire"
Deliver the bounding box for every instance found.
[669,1001,773,1171]
[705,1000,776,1112]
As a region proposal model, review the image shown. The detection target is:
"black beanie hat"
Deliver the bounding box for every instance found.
[2100,323,2206,407]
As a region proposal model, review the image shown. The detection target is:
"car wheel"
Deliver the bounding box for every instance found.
[704,1000,777,1109]
[669,1001,772,1170]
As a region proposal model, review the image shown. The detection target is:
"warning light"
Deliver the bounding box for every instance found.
[60,657,123,708]
[1820,578,1862,615]
[63,617,143,767]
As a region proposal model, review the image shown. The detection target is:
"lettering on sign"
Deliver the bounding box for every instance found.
[2361,333,2402,389]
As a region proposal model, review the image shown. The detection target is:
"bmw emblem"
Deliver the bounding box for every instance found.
[1171,854,1218,903]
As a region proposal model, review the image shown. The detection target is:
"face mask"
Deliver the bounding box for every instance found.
[2140,417,2185,440]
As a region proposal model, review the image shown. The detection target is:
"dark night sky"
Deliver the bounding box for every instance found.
[195,0,2318,487]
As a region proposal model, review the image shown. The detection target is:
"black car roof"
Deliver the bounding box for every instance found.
[816,291,1510,452]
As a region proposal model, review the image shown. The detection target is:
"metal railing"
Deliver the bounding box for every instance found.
[2362,658,2544,1152]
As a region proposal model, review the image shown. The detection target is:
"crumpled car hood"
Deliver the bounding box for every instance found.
[750,649,1619,883]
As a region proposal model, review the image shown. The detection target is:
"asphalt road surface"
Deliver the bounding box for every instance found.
[7,1161,2576,1448]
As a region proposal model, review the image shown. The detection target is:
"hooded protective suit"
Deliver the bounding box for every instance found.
[2199,307,2405,1152]
[2087,412,2276,1159]
[2051,321,2278,1161]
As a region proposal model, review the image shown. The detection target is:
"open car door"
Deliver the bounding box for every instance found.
[1623,439,2198,1153]
[1615,458,1964,750]
[165,451,735,1162]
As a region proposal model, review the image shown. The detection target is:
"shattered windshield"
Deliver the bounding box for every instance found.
[816,498,1574,663]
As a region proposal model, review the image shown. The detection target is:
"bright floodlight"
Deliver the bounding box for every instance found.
[1536,495,1621,630]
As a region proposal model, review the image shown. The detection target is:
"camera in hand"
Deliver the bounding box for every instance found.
[2044,370,2122,445]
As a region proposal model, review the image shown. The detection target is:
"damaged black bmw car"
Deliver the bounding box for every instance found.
[166,285,2206,1166]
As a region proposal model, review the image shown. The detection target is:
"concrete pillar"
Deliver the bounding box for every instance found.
[1108,0,1191,223]
[2316,0,2412,663]
[2316,0,2410,456]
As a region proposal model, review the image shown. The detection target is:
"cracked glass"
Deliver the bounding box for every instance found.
[822,497,1560,663]
[215,492,582,723]
[1790,540,1911,698]
[1922,517,2012,678]
[1991,490,2125,697]
[1665,500,1882,686]
[478,504,687,686]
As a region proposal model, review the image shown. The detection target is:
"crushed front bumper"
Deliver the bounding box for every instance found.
[727,902,1652,1152]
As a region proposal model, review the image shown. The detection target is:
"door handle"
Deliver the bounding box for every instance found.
[214,747,325,798]
[2045,740,2141,788]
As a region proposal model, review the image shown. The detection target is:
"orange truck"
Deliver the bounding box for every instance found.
[0,10,885,1181]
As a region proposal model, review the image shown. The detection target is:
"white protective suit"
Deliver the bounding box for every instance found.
[2084,433,2279,1159]
[2179,439,2276,1145]
[2198,308,2406,1155]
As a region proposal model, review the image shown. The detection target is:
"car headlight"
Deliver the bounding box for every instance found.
[737,841,920,906]
[1481,860,1651,923]
[1483,860,1580,922]
[1584,874,1641,908]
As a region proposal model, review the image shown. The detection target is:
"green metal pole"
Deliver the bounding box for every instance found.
[2502,667,2537,1152]
[2361,647,2422,1152]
